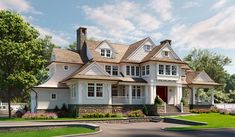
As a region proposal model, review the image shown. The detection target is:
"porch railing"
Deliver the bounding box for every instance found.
[112,96,145,105]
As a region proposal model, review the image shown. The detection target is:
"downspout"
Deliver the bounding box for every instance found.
[30,88,38,113]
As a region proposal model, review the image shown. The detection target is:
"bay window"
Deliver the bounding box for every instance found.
[158,64,178,76]
[126,66,130,75]
[142,66,145,76]
[172,66,177,75]
[166,65,171,75]
[131,66,135,76]
[136,66,140,76]
[146,65,150,75]
[159,65,164,75]
[112,66,118,76]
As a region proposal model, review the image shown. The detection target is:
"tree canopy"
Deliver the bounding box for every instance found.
[0,10,46,117]
[184,49,231,85]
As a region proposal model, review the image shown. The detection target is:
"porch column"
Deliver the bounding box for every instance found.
[145,85,149,104]
[192,87,196,105]
[211,88,215,105]
[150,85,156,104]
[177,85,183,105]
[108,84,112,105]
[128,85,132,104]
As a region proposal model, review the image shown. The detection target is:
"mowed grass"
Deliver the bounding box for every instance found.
[0,127,95,137]
[167,113,235,130]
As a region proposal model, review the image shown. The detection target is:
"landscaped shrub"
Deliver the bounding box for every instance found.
[81,113,118,118]
[190,109,210,113]
[22,112,58,120]
[210,106,219,113]
[53,105,59,112]
[219,109,230,115]
[56,104,69,118]
[154,95,164,106]
[143,105,149,116]
[127,110,145,117]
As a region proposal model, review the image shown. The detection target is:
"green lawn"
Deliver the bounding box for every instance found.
[167,113,235,130]
[0,127,95,137]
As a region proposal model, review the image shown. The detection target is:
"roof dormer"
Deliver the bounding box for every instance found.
[95,40,115,58]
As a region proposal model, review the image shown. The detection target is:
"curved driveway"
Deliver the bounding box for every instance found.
[85,122,235,137]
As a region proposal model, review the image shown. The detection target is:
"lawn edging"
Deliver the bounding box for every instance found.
[163,117,207,126]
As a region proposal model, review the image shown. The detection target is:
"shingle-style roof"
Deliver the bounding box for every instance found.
[186,70,221,86]
[86,40,129,63]
[118,77,147,83]
[121,37,149,62]
[52,48,84,64]
[141,44,164,62]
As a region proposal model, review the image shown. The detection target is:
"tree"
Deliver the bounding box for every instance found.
[0,10,46,118]
[225,74,235,92]
[184,49,231,86]
[67,42,76,50]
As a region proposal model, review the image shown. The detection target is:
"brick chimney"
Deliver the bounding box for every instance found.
[160,39,171,45]
[77,27,87,53]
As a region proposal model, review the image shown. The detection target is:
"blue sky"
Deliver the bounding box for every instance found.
[1,0,235,74]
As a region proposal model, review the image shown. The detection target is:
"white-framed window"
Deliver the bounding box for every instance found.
[142,66,145,76]
[100,49,111,58]
[96,83,103,97]
[172,65,177,75]
[131,66,135,76]
[112,66,118,76]
[159,65,164,75]
[145,45,152,51]
[158,64,178,76]
[126,66,130,75]
[51,93,57,100]
[136,66,140,76]
[71,85,76,98]
[164,51,169,57]
[88,83,95,97]
[87,83,103,98]
[132,86,142,99]
[105,65,111,74]
[165,65,171,75]
[64,65,69,71]
[146,65,150,75]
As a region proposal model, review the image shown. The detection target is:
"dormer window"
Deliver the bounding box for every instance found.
[145,45,152,51]
[100,49,111,58]
[164,51,169,57]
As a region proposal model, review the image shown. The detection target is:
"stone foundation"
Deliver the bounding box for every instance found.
[189,105,213,110]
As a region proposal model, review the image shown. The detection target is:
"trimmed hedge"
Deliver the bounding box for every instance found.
[127,110,145,117]
[81,113,118,118]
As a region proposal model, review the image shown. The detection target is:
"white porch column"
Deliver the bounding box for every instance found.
[211,89,215,105]
[177,85,183,105]
[108,84,112,105]
[192,87,196,105]
[144,85,148,104]
[150,85,156,104]
[128,85,132,104]
[78,82,82,104]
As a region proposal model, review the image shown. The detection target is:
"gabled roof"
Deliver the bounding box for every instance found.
[186,70,221,86]
[52,48,84,64]
[86,40,129,63]
[121,37,149,62]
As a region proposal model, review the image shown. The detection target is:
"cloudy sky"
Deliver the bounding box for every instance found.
[1,0,235,74]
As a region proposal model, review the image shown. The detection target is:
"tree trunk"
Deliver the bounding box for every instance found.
[7,88,12,118]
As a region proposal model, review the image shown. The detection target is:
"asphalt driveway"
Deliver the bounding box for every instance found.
[85,122,235,137]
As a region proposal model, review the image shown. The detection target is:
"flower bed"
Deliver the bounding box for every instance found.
[22,112,58,120]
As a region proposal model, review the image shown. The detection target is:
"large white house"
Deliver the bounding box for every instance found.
[30,27,220,115]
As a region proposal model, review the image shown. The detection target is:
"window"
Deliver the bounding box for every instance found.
[112,85,118,96]
[142,66,145,76]
[145,45,152,51]
[88,83,95,97]
[166,65,171,75]
[132,86,141,99]
[71,85,76,97]
[106,49,111,57]
[64,65,69,70]
[96,83,103,97]
[164,51,169,57]
[101,49,105,56]
[126,66,130,75]
[105,65,111,74]
[112,66,118,76]
[136,66,140,76]
[100,49,111,57]
[172,66,177,75]
[51,93,57,100]
[146,65,150,75]
[88,83,103,98]
[131,66,135,76]
[159,65,164,75]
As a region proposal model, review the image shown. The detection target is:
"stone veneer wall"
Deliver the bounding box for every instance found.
[189,105,213,110]
[68,104,152,117]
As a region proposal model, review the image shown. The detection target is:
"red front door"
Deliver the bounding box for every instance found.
[156,86,168,102]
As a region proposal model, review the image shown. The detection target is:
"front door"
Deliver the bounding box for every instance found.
[156,86,168,103]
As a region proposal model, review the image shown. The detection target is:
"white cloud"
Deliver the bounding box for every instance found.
[34,25,70,47]
[149,0,173,21]
[212,0,227,9]
[81,1,163,43]
[0,0,42,14]
[182,1,201,9]
[170,6,235,50]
